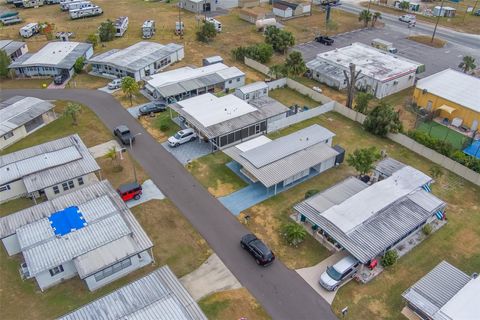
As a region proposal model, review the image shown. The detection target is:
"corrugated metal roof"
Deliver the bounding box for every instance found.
[402,261,471,318]
[58,266,207,320]
[0,96,54,135]
[241,125,335,168]
[374,157,406,177]
[0,40,26,56]
[236,81,268,94]
[0,180,153,276]
[0,134,100,192]
[224,130,338,187]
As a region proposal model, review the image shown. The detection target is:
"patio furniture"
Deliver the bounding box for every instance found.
[451,117,463,128]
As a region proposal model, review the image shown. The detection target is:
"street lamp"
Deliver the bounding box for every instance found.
[129,133,142,182]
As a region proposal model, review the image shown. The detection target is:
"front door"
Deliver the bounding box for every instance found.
[203,2,211,12]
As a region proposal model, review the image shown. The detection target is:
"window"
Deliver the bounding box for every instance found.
[245,93,250,99]
[94,258,132,281]
[68,180,74,189]
[237,77,241,82]
[77,177,84,185]
[0,185,11,192]
[53,186,60,194]
[228,80,232,84]
[3,131,14,140]
[49,265,64,277]
[62,182,69,191]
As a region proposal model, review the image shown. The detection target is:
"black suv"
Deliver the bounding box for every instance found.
[53,73,68,85]
[315,35,334,46]
[138,102,167,116]
[114,125,134,145]
[240,234,275,266]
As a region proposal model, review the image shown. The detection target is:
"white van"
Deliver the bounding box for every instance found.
[19,22,39,38]
[205,17,222,32]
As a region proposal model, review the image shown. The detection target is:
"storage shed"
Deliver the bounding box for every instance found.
[234,81,269,101]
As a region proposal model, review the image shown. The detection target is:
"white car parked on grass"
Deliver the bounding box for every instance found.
[168,128,198,147]
[108,78,122,90]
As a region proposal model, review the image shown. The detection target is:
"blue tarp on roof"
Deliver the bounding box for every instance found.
[48,206,87,236]
[463,140,480,159]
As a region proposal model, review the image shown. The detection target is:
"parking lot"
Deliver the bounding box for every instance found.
[295,27,480,78]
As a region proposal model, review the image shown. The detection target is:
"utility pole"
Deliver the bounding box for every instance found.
[343,63,362,109]
[431,0,445,43]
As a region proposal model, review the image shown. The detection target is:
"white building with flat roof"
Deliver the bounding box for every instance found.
[144,63,245,102]
[88,41,184,81]
[306,42,422,98]
[0,180,153,292]
[9,41,93,78]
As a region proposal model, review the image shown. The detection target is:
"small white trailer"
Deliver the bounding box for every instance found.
[21,0,45,8]
[45,0,60,4]
[114,16,129,37]
[19,22,39,38]
[142,20,155,39]
[69,5,102,19]
[60,0,82,10]
[205,17,222,32]
[65,1,93,11]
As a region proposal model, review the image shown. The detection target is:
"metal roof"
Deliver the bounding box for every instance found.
[0,134,100,193]
[224,126,339,187]
[236,81,268,94]
[0,180,153,277]
[88,41,183,73]
[170,96,288,139]
[374,157,406,177]
[402,261,472,318]
[58,266,207,320]
[416,68,480,113]
[0,96,54,136]
[436,276,479,320]
[241,125,335,168]
[9,41,92,69]
[0,40,26,56]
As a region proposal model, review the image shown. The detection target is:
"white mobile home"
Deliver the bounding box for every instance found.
[0,96,56,150]
[234,81,269,102]
[69,5,102,19]
[114,16,129,37]
[9,41,93,78]
[0,134,100,203]
[19,22,39,38]
[0,180,153,292]
[0,40,28,61]
[88,41,184,81]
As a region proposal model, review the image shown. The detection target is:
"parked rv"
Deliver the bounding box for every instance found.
[114,16,129,37]
[60,0,83,10]
[19,22,39,38]
[15,0,45,8]
[175,21,184,35]
[69,5,102,19]
[205,17,222,32]
[142,20,155,39]
[65,1,93,11]
[371,38,398,54]
[45,0,60,4]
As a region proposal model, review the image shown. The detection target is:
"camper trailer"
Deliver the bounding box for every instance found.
[205,17,222,32]
[142,20,155,39]
[60,0,83,10]
[69,5,102,19]
[19,22,39,38]
[45,0,60,4]
[175,21,184,35]
[115,16,129,37]
[66,1,93,11]
[18,0,45,8]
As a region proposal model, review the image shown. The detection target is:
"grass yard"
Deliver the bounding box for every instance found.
[67,73,110,89]
[269,87,320,108]
[199,288,271,320]
[1,100,112,154]
[138,111,181,143]
[417,121,469,150]
[292,76,348,105]
[96,153,149,188]
[407,35,446,48]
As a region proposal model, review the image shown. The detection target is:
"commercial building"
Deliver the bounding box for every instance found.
[170,93,288,150]
[0,180,153,292]
[413,68,480,131]
[0,96,56,150]
[0,39,28,61]
[306,42,422,98]
[144,63,245,102]
[234,81,269,101]
[402,261,478,320]
[88,41,184,81]
[0,134,100,203]
[59,266,207,320]
[9,41,93,78]
[224,124,340,194]
[294,159,446,263]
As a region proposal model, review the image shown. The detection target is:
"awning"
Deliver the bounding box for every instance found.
[437,105,456,114]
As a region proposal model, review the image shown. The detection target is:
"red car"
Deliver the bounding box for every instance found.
[117,182,142,201]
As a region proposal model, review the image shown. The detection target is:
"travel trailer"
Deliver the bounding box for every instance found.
[69,5,102,19]
[19,22,39,38]
[142,20,155,39]
[114,16,129,37]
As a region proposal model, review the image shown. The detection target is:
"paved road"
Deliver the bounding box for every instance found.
[3,89,337,320]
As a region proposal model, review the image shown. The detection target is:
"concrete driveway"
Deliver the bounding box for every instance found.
[296,251,349,305]
[161,139,212,165]
[180,253,242,301]
[126,179,165,208]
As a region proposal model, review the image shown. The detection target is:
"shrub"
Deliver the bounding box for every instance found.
[231,43,273,64]
[305,189,319,199]
[422,224,432,236]
[196,21,217,43]
[381,250,398,267]
[73,56,85,74]
[428,166,443,179]
[99,20,116,42]
[281,223,307,246]
[363,101,402,136]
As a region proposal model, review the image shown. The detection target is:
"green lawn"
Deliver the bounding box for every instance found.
[269,87,319,109]
[417,121,469,150]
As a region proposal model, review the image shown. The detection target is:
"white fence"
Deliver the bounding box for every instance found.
[244,57,270,75]
[285,78,332,104]
[267,78,287,90]
[268,101,335,132]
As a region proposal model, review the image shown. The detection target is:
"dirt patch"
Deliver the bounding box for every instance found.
[367,299,390,318]
[208,180,238,198]
[453,228,480,257]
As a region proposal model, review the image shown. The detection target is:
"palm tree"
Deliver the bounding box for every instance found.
[281,223,307,246]
[63,102,82,125]
[371,12,382,28]
[458,56,476,74]
[268,64,286,79]
[358,10,372,28]
[105,146,122,170]
[121,76,140,106]
[284,51,307,77]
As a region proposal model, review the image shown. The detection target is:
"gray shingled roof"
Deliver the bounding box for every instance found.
[59,266,207,320]
[0,96,54,136]
[402,261,471,318]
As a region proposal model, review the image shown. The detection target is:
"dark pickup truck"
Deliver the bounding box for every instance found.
[315,35,334,46]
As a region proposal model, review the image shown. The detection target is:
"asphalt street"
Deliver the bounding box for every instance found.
[2,89,337,320]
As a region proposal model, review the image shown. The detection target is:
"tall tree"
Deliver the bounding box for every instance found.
[196,21,217,43]
[121,76,140,107]
[344,63,362,109]
[458,56,476,74]
[0,50,11,78]
[265,26,295,54]
[371,12,382,28]
[399,1,410,11]
[363,101,403,136]
[346,146,381,176]
[98,20,116,42]
[358,9,372,28]
[73,56,85,74]
[63,102,82,126]
[284,51,307,77]
[354,92,373,114]
[86,33,98,48]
